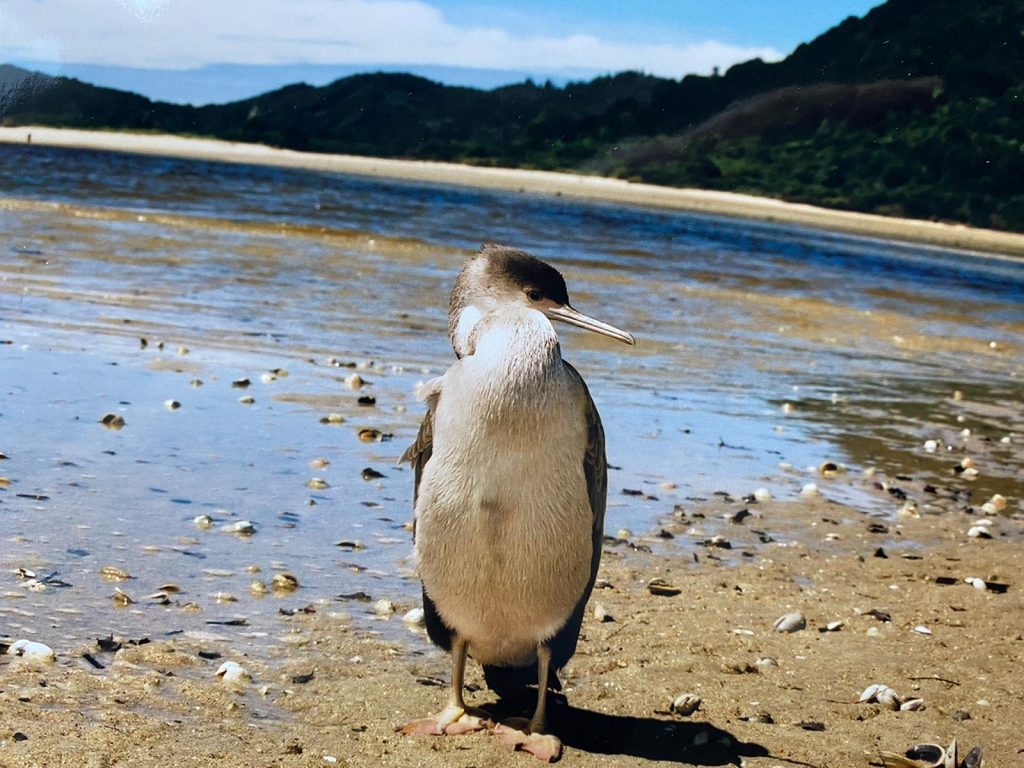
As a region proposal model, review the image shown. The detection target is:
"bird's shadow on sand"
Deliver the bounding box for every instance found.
[487,695,769,766]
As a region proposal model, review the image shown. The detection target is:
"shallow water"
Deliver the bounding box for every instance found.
[1,144,1022,658]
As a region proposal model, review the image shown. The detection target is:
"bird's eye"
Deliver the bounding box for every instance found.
[526,288,543,302]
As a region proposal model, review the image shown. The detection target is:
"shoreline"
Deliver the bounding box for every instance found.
[4,124,1024,259]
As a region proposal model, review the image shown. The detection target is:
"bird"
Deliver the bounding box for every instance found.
[398,243,634,761]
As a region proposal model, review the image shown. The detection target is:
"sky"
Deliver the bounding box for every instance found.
[0,0,883,104]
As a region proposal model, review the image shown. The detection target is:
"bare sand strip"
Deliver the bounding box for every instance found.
[4,125,1024,258]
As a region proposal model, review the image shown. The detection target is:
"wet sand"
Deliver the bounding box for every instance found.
[1,134,1022,767]
[3,495,1022,767]
[3,125,1024,258]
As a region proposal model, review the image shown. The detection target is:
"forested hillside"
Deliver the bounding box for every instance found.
[3,0,1023,230]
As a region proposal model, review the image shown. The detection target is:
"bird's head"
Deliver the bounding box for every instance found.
[448,243,635,358]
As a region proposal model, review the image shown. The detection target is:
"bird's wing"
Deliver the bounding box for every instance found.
[399,378,442,539]
[569,361,607,598]
[552,361,607,670]
[399,380,455,653]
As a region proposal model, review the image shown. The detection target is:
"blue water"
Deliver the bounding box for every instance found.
[1,143,1022,654]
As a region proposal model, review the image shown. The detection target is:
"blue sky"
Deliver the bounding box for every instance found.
[1,0,883,104]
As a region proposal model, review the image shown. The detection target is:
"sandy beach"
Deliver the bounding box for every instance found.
[3,125,1024,259]
[2,126,1022,768]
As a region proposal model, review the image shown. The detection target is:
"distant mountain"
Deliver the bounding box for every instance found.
[2,0,1023,232]
[10,61,590,106]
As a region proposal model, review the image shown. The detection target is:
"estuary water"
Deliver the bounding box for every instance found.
[1,144,1022,657]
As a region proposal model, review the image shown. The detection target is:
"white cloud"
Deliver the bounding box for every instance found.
[0,0,781,78]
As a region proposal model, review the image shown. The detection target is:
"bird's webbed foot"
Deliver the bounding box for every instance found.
[494,719,563,763]
[397,703,495,736]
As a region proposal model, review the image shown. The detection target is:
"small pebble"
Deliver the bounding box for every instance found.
[6,639,56,662]
[216,660,251,684]
[306,477,330,490]
[238,395,255,405]
[593,603,614,622]
[799,483,820,498]
[372,599,395,616]
[221,520,256,535]
[670,693,701,716]
[402,608,425,626]
[345,374,364,390]
[100,413,125,429]
[773,611,806,633]
[271,573,300,593]
[164,399,181,410]
[193,514,215,529]
[752,488,772,502]
[320,413,346,425]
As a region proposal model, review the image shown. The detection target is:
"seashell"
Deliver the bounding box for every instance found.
[966,525,993,539]
[965,576,987,590]
[211,591,237,603]
[858,683,886,703]
[271,573,299,593]
[905,743,945,763]
[100,413,125,429]
[164,400,181,410]
[646,578,681,597]
[372,599,395,616]
[986,493,1007,512]
[144,591,171,603]
[0,476,10,488]
[249,579,268,596]
[899,697,925,711]
[320,413,346,425]
[593,603,613,622]
[773,611,806,633]
[824,620,844,632]
[193,514,214,529]
[961,746,983,768]
[7,639,56,662]
[231,378,251,389]
[335,539,364,550]
[345,373,364,390]
[912,625,933,635]
[923,439,938,453]
[306,477,330,490]
[876,686,902,710]
[216,660,251,684]
[818,461,843,477]
[310,457,330,469]
[112,587,135,606]
[100,565,133,581]
[357,428,383,443]
[14,567,36,579]
[158,583,180,593]
[670,693,701,716]
[238,395,255,405]
[402,608,425,626]
[221,520,256,535]
[752,488,772,502]
[755,656,779,667]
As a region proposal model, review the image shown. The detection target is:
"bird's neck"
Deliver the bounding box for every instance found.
[467,308,563,405]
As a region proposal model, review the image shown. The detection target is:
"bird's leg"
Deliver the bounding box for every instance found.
[397,636,493,736]
[494,644,564,762]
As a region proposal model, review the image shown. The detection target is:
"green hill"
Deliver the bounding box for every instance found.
[3,0,1024,231]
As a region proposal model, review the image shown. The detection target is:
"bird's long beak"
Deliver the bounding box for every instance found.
[545,304,635,345]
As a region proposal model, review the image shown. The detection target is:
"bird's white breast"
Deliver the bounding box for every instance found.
[415,308,593,666]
